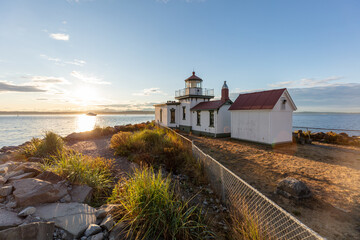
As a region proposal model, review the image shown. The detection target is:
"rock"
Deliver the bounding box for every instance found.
[0,197,5,203]
[70,184,93,203]
[18,206,36,217]
[36,171,64,184]
[12,178,68,207]
[5,201,17,209]
[99,204,119,215]
[84,224,102,237]
[95,209,107,219]
[60,194,72,203]
[108,222,127,240]
[276,177,312,199]
[0,221,54,240]
[0,185,13,197]
[34,202,97,237]
[4,170,24,179]
[0,176,6,186]
[27,157,43,163]
[0,209,24,230]
[100,215,115,231]
[89,232,104,240]
[8,172,36,181]
[13,162,42,175]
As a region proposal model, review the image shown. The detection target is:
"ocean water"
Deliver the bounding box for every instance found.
[0,113,359,148]
[0,114,155,148]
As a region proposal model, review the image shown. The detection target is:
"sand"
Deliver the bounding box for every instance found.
[182,134,360,240]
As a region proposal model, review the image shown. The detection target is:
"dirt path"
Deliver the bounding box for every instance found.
[65,136,137,178]
[182,134,360,240]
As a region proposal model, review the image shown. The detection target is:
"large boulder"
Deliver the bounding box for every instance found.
[13,162,42,175]
[0,222,54,240]
[276,177,312,199]
[36,171,64,184]
[12,178,68,207]
[0,185,13,197]
[70,184,93,203]
[0,209,24,230]
[34,202,97,237]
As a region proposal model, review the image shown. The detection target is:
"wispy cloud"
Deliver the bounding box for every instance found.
[40,54,86,66]
[0,81,46,93]
[97,102,158,111]
[49,33,69,41]
[30,76,70,85]
[70,71,110,85]
[133,88,167,96]
[269,76,344,88]
[62,21,67,24]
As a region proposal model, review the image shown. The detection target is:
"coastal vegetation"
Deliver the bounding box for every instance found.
[108,167,211,240]
[294,130,360,146]
[23,131,64,158]
[44,151,114,203]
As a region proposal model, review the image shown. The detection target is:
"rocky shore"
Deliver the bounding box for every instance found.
[0,145,124,240]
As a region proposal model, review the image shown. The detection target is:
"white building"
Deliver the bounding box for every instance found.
[229,88,297,145]
[154,72,232,137]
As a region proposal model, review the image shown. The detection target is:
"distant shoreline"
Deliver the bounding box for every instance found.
[0,111,155,115]
[0,111,358,115]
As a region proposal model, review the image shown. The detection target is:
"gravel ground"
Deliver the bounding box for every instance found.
[182,133,360,240]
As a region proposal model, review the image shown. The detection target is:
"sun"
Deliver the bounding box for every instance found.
[73,86,99,106]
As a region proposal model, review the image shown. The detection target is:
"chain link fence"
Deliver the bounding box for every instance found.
[164,126,324,240]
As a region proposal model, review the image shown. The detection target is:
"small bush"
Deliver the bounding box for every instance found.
[108,167,211,240]
[110,128,197,175]
[23,131,64,158]
[45,151,114,203]
[231,203,271,240]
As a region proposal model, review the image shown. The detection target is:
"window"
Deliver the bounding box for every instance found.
[196,111,201,126]
[182,106,186,120]
[160,109,162,122]
[281,98,286,110]
[209,110,214,127]
[170,109,175,123]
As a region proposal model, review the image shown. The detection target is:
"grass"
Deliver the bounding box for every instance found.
[230,203,272,240]
[44,150,114,205]
[115,122,155,132]
[108,167,212,240]
[23,131,64,158]
[110,127,206,182]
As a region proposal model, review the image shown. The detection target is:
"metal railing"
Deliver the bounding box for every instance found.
[175,88,214,98]
[163,126,324,240]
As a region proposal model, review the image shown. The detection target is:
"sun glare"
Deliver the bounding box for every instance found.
[76,115,96,132]
[74,87,99,106]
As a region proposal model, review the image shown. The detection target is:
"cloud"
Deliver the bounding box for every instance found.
[70,71,110,84]
[49,33,69,41]
[30,76,70,85]
[269,76,344,88]
[36,98,48,101]
[0,81,46,93]
[40,54,86,66]
[230,83,360,112]
[133,88,167,96]
[62,21,67,24]
[96,102,158,111]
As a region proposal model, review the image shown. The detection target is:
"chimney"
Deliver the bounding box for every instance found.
[221,81,229,101]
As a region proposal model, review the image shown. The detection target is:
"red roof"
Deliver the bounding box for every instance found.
[191,100,229,111]
[185,71,203,82]
[228,88,286,110]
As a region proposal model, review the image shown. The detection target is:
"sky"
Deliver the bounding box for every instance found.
[0,0,360,112]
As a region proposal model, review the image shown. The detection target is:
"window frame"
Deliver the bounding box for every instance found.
[170,108,176,123]
[209,110,214,127]
[196,110,201,126]
[160,109,162,122]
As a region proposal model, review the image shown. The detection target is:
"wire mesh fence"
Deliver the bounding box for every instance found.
[163,126,324,240]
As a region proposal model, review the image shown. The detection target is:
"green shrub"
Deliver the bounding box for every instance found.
[23,131,64,158]
[45,151,114,204]
[110,128,196,175]
[108,167,212,240]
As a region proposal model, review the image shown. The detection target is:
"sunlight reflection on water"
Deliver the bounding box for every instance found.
[76,115,96,132]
